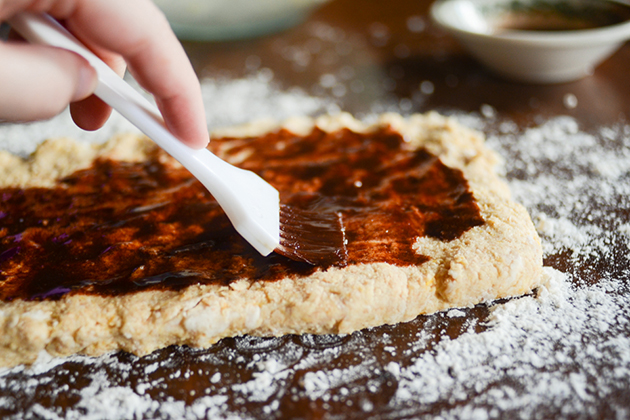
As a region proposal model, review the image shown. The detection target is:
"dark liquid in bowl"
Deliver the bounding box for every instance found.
[493,0,630,32]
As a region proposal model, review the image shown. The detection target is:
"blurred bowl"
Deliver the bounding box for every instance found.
[154,0,330,41]
[430,0,630,83]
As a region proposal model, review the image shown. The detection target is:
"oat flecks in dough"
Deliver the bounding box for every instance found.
[0,113,544,367]
[0,134,156,188]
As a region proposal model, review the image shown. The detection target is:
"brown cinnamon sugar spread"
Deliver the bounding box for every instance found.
[0,127,483,301]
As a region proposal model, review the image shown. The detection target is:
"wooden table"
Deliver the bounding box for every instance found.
[183,0,630,130]
[3,0,630,418]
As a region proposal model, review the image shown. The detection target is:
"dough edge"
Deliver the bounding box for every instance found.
[0,112,543,367]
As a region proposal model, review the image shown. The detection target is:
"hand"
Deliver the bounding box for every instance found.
[0,0,209,149]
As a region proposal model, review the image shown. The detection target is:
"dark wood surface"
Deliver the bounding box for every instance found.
[2,0,630,418]
[183,0,630,130]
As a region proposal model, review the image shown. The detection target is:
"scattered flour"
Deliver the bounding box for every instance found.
[0,71,329,158]
[1,77,630,419]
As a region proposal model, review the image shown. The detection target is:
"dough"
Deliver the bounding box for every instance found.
[0,112,543,367]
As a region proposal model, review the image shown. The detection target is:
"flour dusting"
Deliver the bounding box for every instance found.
[1,77,630,419]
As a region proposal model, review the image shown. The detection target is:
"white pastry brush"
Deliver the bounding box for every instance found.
[9,13,346,265]
[9,12,281,256]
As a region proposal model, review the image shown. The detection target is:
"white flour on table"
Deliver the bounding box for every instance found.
[0,71,329,157]
[1,78,629,420]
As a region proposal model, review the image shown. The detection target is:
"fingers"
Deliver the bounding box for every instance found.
[68,43,126,131]
[2,0,209,149]
[0,41,97,122]
[61,0,209,148]
[69,94,112,131]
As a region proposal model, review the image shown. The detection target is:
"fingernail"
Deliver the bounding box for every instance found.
[73,65,97,102]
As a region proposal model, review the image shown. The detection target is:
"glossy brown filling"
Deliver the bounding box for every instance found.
[0,127,484,301]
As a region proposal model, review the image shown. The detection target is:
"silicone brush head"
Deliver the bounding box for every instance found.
[275,204,348,266]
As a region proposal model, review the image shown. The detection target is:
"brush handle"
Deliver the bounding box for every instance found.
[9,12,280,256]
[8,13,217,176]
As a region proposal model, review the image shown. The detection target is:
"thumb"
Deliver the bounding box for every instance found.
[0,41,97,122]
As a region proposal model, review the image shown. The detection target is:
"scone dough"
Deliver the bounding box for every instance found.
[0,112,543,367]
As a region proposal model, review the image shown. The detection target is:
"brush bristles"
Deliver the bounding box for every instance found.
[276,204,347,266]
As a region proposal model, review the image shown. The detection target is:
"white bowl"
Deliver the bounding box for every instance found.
[154,0,330,41]
[430,0,630,83]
